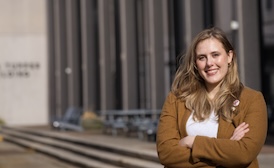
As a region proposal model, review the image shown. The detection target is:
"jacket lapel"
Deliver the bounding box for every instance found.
[177,100,191,137]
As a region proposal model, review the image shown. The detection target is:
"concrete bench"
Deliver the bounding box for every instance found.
[52,107,83,131]
[101,109,161,140]
[137,118,158,141]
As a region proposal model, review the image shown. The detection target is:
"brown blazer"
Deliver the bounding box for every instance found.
[157,87,268,168]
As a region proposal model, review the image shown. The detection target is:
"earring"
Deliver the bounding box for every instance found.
[228,63,231,67]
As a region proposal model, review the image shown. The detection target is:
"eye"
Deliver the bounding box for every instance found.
[197,55,206,61]
[212,53,220,57]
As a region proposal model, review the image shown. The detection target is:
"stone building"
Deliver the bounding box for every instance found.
[0,0,274,126]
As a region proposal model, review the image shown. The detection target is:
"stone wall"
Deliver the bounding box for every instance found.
[0,0,48,126]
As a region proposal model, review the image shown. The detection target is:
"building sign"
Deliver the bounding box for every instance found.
[0,62,40,78]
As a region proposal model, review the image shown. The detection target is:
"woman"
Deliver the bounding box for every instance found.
[156,27,267,168]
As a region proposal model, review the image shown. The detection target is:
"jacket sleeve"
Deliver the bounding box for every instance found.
[156,92,216,168]
[191,91,268,167]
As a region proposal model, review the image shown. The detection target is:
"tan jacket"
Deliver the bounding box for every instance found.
[157,87,267,168]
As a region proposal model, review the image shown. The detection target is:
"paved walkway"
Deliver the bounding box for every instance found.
[259,134,274,168]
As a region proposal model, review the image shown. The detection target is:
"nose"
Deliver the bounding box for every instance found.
[206,56,213,66]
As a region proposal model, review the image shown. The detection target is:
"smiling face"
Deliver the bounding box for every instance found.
[195,38,233,92]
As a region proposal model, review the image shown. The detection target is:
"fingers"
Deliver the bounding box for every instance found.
[234,122,249,133]
[230,122,250,141]
[178,138,186,146]
[178,136,196,148]
[230,128,249,141]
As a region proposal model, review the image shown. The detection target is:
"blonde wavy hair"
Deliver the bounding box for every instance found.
[171,27,243,122]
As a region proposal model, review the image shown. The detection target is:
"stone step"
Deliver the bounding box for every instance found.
[3,126,159,162]
[2,134,120,168]
[0,127,162,168]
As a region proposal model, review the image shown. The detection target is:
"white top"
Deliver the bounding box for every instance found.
[186,111,219,138]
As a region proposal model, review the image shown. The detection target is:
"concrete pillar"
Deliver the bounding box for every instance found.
[47,0,56,122]
[65,0,82,107]
[80,0,99,112]
[183,0,204,46]
[145,0,167,109]
[53,0,68,117]
[98,0,117,110]
[236,0,261,90]
[119,0,138,109]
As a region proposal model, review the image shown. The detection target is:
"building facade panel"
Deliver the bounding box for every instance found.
[0,0,48,125]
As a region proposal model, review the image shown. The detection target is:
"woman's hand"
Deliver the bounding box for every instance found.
[179,136,196,148]
[230,122,249,141]
[179,122,248,148]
